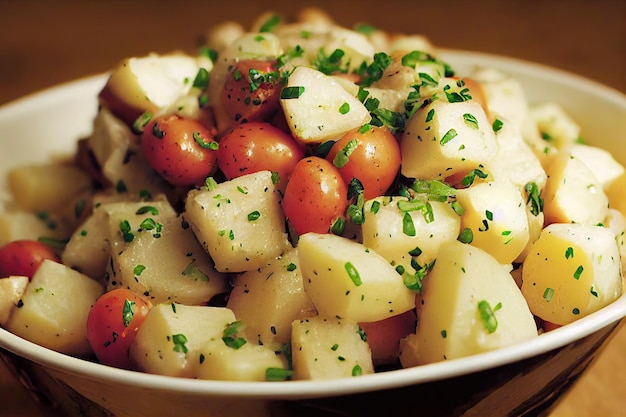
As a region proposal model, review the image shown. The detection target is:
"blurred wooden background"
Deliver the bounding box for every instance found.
[0,0,625,416]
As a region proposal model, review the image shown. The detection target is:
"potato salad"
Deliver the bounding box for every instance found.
[1,8,624,381]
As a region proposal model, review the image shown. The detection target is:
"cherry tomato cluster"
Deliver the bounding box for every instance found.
[140,58,402,239]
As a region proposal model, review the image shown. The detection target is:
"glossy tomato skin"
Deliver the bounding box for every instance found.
[326,125,401,200]
[221,59,282,124]
[282,156,348,235]
[86,288,151,369]
[141,114,218,186]
[217,122,304,187]
[0,240,60,280]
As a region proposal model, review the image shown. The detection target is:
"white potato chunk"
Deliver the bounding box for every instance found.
[196,339,286,382]
[298,233,415,322]
[291,315,374,380]
[184,171,289,273]
[5,260,104,356]
[109,215,228,305]
[88,108,172,196]
[130,303,236,378]
[280,66,371,143]
[399,240,537,366]
[98,52,212,125]
[361,197,460,279]
[485,117,547,192]
[521,223,622,325]
[226,248,315,347]
[542,150,609,225]
[0,211,72,247]
[0,276,29,325]
[530,102,580,150]
[569,143,625,191]
[605,208,626,279]
[455,181,530,264]
[62,210,111,281]
[8,163,93,213]
[400,99,498,180]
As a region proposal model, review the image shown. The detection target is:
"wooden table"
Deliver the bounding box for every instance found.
[0,1,624,416]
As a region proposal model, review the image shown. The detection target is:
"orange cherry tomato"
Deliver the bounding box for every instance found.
[0,240,60,280]
[221,59,282,124]
[282,156,348,235]
[325,125,401,199]
[141,114,218,186]
[86,288,151,370]
[217,121,304,188]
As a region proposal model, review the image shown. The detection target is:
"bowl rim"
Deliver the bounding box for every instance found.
[1,48,625,400]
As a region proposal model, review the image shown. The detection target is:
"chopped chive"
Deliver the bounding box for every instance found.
[345,261,362,286]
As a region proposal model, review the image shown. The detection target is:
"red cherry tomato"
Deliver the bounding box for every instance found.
[325,125,401,200]
[282,156,348,235]
[86,288,151,369]
[217,121,304,187]
[221,59,282,124]
[0,240,60,280]
[141,114,218,186]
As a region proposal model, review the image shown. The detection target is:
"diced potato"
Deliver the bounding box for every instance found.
[5,260,104,356]
[400,99,498,180]
[0,211,72,247]
[108,215,228,305]
[399,240,537,366]
[469,68,555,162]
[62,211,111,281]
[521,223,622,325]
[99,199,177,258]
[226,248,315,347]
[530,102,581,150]
[291,315,374,380]
[455,181,530,264]
[361,197,460,277]
[196,339,286,382]
[8,163,93,213]
[607,172,626,219]
[485,117,547,192]
[280,66,371,143]
[569,143,625,191]
[542,150,609,225]
[298,233,415,322]
[88,108,172,196]
[0,276,29,325]
[98,52,213,126]
[605,208,626,279]
[184,171,290,273]
[130,303,236,378]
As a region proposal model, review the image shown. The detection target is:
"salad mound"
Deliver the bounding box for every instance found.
[0,7,623,382]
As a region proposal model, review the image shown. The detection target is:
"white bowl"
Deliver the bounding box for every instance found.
[1,50,625,417]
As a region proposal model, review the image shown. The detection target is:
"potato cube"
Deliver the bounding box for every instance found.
[298,233,415,322]
[5,260,104,356]
[400,99,498,180]
[361,197,460,278]
[291,315,374,380]
[543,150,609,225]
[399,240,537,366]
[455,181,530,264]
[521,223,622,325]
[130,303,236,378]
[226,248,315,347]
[197,339,286,382]
[280,66,371,143]
[184,171,289,272]
[0,276,29,325]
